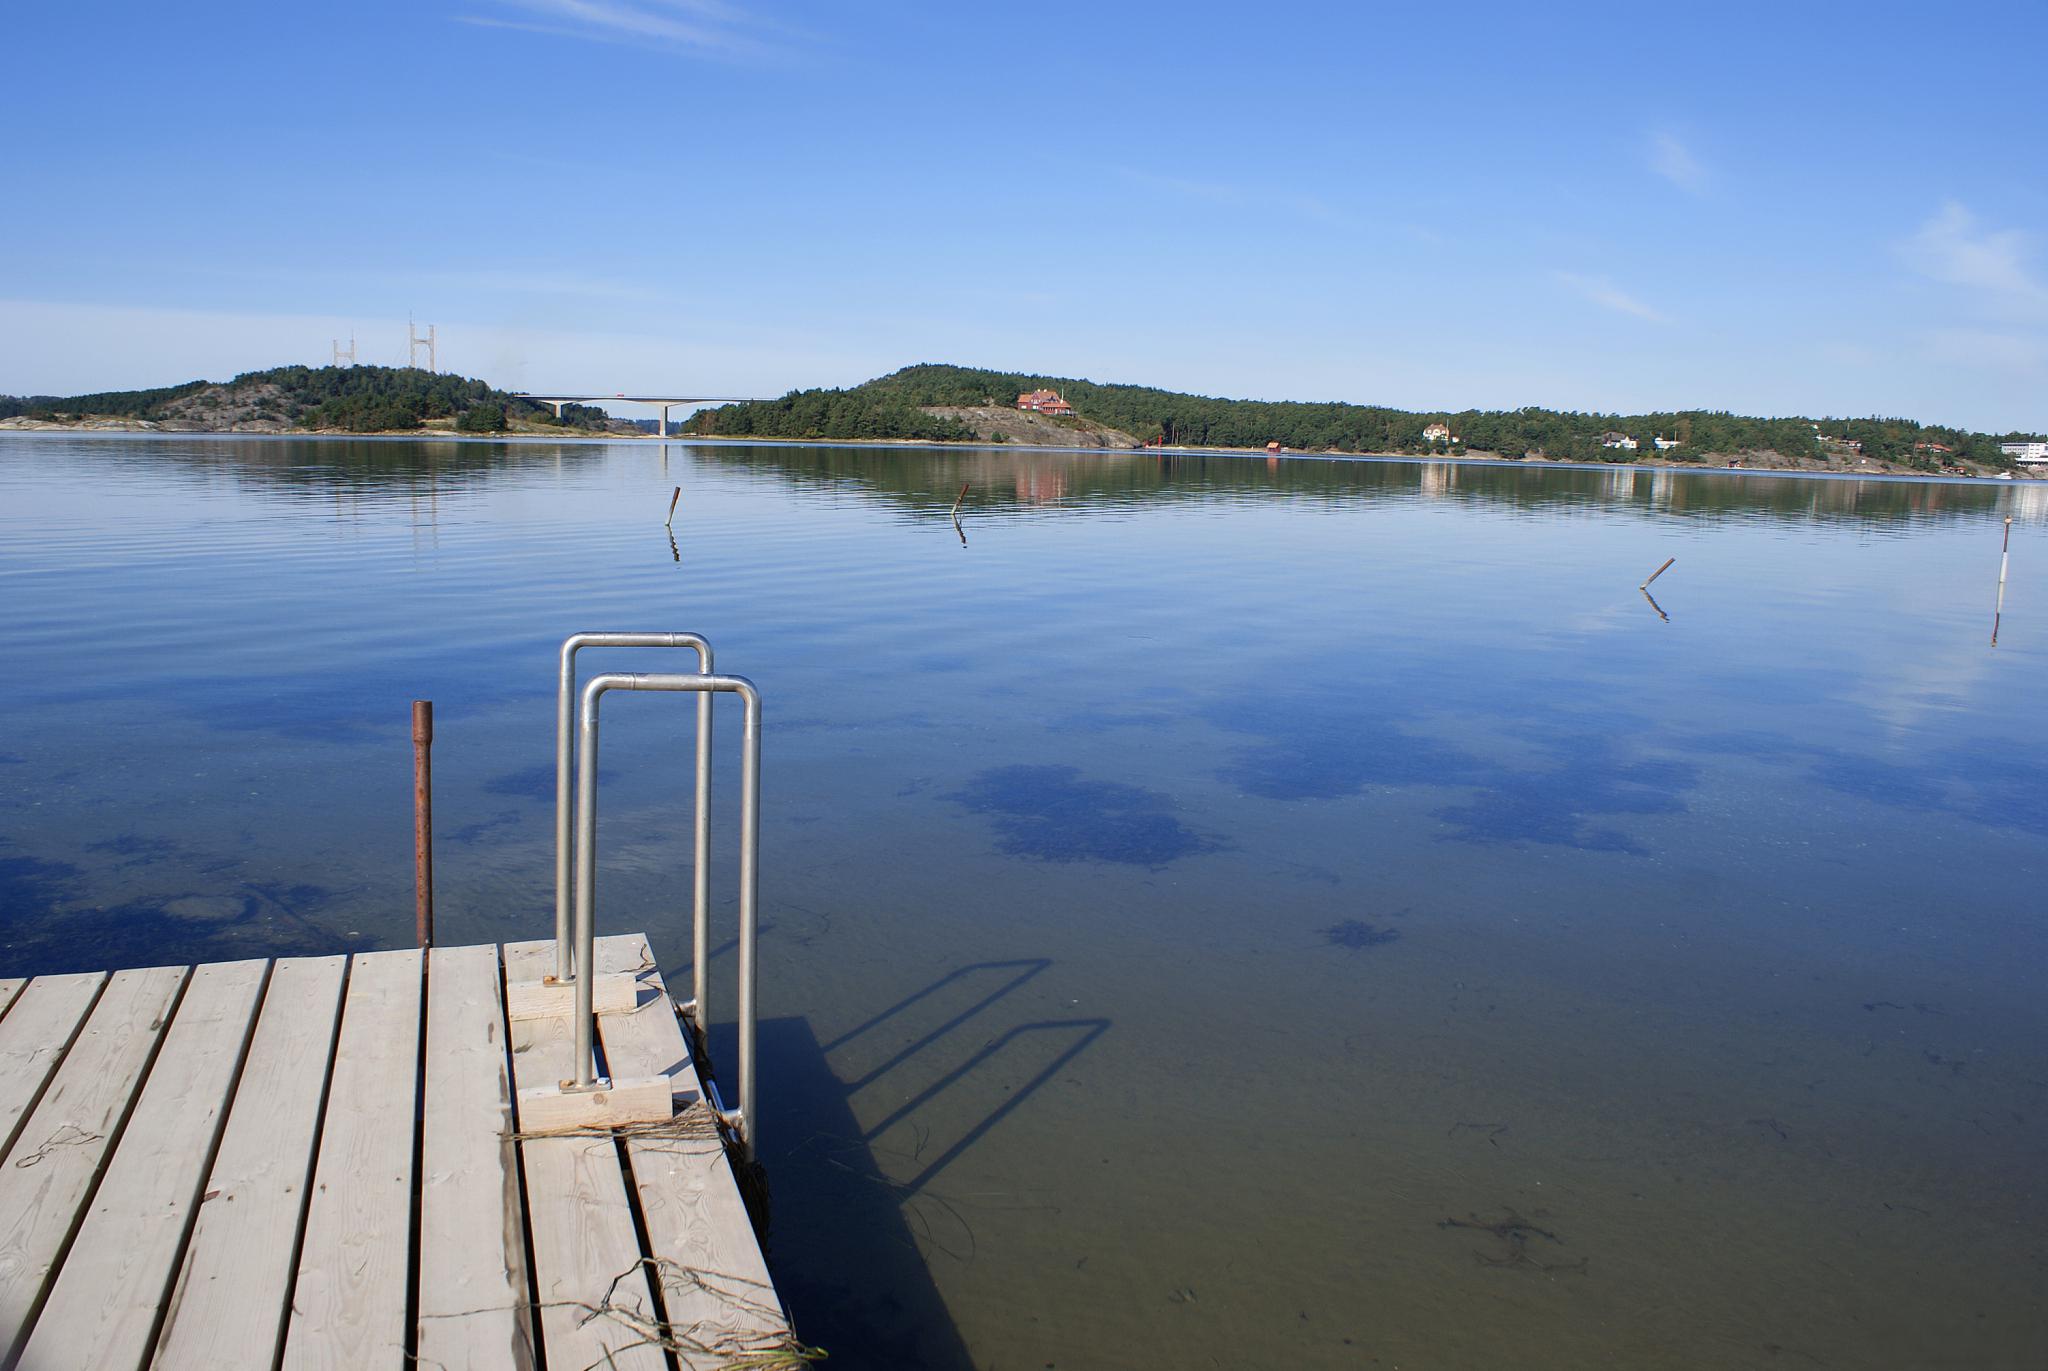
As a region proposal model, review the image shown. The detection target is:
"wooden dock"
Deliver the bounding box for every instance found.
[0,933,801,1371]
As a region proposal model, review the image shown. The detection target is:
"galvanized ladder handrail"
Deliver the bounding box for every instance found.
[566,663,764,1159]
[555,633,713,1025]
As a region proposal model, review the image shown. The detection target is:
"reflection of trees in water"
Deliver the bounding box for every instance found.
[85,436,610,499]
[71,435,2040,529]
[695,443,2032,528]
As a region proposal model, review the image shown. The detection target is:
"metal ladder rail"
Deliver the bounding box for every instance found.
[556,632,714,1025]
[573,670,763,1158]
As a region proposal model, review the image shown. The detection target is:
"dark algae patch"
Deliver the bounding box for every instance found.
[486,761,616,801]
[1433,741,1696,854]
[1320,919,1400,950]
[1218,689,1698,854]
[950,764,1224,868]
[1440,1209,1586,1274]
[0,843,354,976]
[1217,701,1491,801]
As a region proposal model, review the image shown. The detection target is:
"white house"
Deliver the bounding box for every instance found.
[2001,440,2048,465]
[1600,431,1638,451]
[1653,435,1681,450]
[1422,421,1453,443]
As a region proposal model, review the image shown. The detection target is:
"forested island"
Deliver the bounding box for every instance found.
[0,365,620,435]
[691,364,2038,473]
[6,360,2040,475]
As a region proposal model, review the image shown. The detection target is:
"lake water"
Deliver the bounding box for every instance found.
[2,434,2044,1369]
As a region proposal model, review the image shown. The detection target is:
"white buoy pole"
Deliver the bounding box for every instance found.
[1993,515,2011,646]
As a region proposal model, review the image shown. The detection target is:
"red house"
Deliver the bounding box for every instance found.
[1017,389,1075,416]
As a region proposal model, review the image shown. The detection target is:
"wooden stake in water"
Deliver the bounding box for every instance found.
[665,487,681,527]
[951,482,969,517]
[1641,557,1675,590]
[1992,515,2011,646]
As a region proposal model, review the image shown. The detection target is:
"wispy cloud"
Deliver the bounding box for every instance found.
[1927,327,2046,373]
[1113,166,1351,225]
[456,0,789,60]
[1648,131,1707,194]
[1553,271,1668,323]
[1902,202,2048,312]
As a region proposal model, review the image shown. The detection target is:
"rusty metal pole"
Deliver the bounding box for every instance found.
[412,699,434,948]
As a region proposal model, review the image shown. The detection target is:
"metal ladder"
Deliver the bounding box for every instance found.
[551,631,763,1158]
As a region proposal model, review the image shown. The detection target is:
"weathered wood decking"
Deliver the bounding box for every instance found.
[0,934,797,1371]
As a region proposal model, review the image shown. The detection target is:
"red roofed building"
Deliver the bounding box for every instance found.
[1017,389,1075,416]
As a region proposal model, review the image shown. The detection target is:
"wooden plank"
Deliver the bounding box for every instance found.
[592,936,791,1369]
[281,949,422,1371]
[0,973,108,1164]
[153,955,347,1371]
[0,979,26,1021]
[0,966,187,1365]
[416,943,535,1371]
[503,939,666,1371]
[18,959,267,1371]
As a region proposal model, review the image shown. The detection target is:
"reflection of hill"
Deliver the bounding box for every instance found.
[693,444,2034,527]
[95,435,611,497]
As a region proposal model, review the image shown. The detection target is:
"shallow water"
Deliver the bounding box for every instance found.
[2,434,2044,1369]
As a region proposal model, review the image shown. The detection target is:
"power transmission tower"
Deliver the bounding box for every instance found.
[408,317,437,372]
[332,335,356,366]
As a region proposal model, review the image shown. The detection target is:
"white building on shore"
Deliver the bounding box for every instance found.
[2001,440,2048,465]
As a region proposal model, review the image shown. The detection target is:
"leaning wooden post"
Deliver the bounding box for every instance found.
[412,699,434,948]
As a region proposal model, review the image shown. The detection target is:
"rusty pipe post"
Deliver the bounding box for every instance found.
[413,699,434,948]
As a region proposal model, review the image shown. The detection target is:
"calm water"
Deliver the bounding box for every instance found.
[2,434,2045,1369]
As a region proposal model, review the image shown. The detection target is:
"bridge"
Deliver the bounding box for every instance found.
[509,392,768,437]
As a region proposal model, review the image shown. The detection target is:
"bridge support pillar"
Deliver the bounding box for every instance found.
[658,404,672,438]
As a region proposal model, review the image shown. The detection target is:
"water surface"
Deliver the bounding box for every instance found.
[2,434,2044,1369]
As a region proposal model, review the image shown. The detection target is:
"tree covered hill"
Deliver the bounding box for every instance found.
[691,363,2033,470]
[0,365,612,434]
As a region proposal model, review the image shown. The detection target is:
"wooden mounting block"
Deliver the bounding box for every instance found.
[515,1076,674,1132]
[504,973,641,1022]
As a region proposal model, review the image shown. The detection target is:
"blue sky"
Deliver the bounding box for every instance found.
[2,0,2044,431]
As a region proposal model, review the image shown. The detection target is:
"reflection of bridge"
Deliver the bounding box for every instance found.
[509,393,767,437]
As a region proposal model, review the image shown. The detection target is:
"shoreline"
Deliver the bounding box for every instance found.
[3,417,2041,484]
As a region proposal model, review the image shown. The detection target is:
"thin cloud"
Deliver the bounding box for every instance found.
[456,0,787,60]
[1113,166,1350,225]
[1927,327,2045,373]
[1902,202,2048,311]
[1554,271,1668,323]
[1648,131,1707,193]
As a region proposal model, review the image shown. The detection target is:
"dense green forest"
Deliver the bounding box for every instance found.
[686,382,979,444]
[691,363,2034,469]
[0,380,213,420]
[0,365,610,433]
